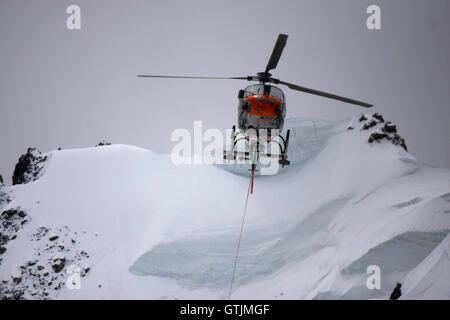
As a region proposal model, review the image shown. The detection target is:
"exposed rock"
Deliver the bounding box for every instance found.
[96,140,111,147]
[27,260,38,266]
[389,282,402,300]
[12,148,49,185]
[362,119,377,130]
[391,134,408,151]
[0,207,30,274]
[354,113,408,152]
[358,115,368,122]
[382,121,397,133]
[368,132,388,143]
[0,188,11,210]
[372,113,385,123]
[52,258,66,273]
[0,225,90,299]
[0,233,9,245]
[0,208,29,247]
[18,211,27,218]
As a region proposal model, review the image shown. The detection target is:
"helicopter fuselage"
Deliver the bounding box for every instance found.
[237,84,286,133]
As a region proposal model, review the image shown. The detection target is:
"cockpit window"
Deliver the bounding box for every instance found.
[243,84,285,102]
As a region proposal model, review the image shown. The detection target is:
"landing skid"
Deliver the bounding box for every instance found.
[223,126,291,167]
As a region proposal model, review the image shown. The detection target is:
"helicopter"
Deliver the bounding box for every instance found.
[138,34,373,180]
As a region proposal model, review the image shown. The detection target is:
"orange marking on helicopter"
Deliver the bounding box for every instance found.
[243,94,281,117]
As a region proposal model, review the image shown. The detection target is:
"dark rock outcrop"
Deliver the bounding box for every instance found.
[389,282,402,300]
[0,225,90,299]
[0,189,11,210]
[1,209,28,237]
[0,208,29,271]
[362,119,378,130]
[12,148,48,185]
[368,132,388,143]
[355,113,408,151]
[382,121,397,133]
[372,113,385,123]
[96,140,111,147]
[52,258,66,273]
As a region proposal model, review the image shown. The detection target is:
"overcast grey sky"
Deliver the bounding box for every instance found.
[1,0,449,184]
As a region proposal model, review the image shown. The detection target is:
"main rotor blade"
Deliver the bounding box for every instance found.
[137,75,248,80]
[265,34,288,73]
[276,80,373,108]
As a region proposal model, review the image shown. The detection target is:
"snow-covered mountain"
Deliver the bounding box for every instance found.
[1,114,449,300]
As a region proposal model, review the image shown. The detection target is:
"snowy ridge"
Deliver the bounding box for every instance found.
[0,114,449,299]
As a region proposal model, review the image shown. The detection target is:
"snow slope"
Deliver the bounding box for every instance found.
[401,233,450,299]
[0,114,449,299]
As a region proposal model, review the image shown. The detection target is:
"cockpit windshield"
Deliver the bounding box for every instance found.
[243,84,285,102]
